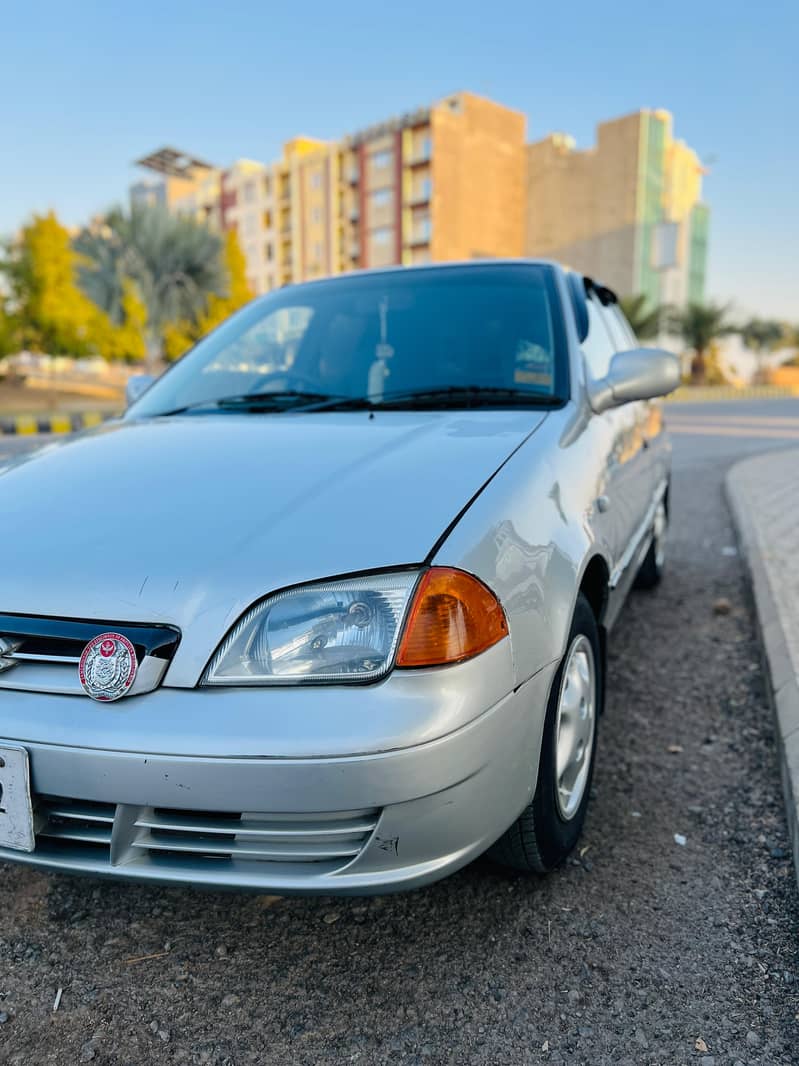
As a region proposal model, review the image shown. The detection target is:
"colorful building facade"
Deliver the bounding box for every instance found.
[525,110,708,307]
[133,99,708,308]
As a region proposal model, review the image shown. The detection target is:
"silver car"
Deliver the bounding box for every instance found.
[0,261,678,893]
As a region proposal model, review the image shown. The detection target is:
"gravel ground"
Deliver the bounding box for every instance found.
[1,434,798,1065]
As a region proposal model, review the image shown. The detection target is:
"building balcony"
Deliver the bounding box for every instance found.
[407,192,430,208]
[406,149,431,167]
[407,229,431,248]
[348,207,360,222]
[349,242,360,260]
[345,169,359,185]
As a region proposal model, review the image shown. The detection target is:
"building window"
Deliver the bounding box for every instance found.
[311,206,322,224]
[412,213,431,244]
[414,177,432,202]
[372,226,392,246]
[243,181,257,204]
[263,209,273,229]
[313,240,323,261]
[265,241,274,262]
[243,212,258,237]
[263,175,272,198]
[371,149,393,170]
[310,171,322,190]
[371,188,392,208]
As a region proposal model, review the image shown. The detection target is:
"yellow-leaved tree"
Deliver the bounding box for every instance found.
[12,212,111,354]
[103,279,148,361]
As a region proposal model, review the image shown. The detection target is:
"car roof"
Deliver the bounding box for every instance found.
[270,258,568,292]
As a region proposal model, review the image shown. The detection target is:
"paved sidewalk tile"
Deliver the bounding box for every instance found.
[727,446,799,885]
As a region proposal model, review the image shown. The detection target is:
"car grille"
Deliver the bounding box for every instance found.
[33,795,380,874]
[0,614,180,696]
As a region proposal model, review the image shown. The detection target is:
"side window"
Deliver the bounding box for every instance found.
[582,293,616,379]
[611,304,639,348]
[601,304,635,352]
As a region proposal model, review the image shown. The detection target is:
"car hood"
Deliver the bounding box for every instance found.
[0,411,547,682]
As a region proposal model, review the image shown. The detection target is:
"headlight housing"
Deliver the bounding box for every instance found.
[202,567,509,686]
[203,572,420,685]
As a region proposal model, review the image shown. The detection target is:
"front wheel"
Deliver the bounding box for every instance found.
[489,593,601,874]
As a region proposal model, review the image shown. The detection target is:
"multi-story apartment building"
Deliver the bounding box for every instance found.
[525,110,709,307]
[132,100,709,310]
[219,158,275,294]
[342,91,526,270]
[219,139,340,294]
[133,92,526,295]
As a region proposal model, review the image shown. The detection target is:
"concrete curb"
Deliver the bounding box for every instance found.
[726,455,799,888]
[666,385,799,403]
[0,412,110,435]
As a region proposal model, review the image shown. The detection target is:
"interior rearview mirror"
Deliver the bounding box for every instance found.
[125,373,155,408]
[587,348,680,414]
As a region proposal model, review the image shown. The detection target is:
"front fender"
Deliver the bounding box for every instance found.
[432,408,609,688]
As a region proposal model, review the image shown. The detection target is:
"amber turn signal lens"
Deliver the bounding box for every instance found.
[396,567,508,668]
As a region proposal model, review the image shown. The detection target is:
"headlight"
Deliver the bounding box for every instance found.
[203,567,509,686]
[203,572,420,684]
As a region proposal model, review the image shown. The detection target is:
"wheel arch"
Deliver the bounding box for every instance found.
[576,552,610,715]
[578,553,610,626]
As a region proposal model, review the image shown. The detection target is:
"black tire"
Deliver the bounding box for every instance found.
[634,498,667,590]
[489,593,601,874]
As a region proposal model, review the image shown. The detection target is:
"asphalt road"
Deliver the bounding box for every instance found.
[2,399,799,1065]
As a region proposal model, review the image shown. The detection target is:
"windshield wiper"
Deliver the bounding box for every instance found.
[295,385,560,412]
[154,390,348,417]
[152,385,559,418]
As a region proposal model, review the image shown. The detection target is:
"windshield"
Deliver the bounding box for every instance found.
[128,263,568,417]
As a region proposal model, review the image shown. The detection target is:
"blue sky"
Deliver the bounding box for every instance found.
[2,0,795,318]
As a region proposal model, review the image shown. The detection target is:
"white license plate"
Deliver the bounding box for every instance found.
[0,745,35,852]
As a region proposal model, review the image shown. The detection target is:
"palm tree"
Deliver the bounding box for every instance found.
[619,294,664,341]
[76,205,224,368]
[740,318,785,383]
[669,302,736,384]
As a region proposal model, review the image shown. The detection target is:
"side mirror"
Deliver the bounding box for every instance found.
[125,373,155,408]
[587,347,680,414]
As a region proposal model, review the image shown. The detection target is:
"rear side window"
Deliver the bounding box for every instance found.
[613,305,639,347]
[581,294,616,379]
[601,304,637,351]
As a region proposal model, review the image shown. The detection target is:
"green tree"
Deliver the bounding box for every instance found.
[669,302,736,384]
[77,205,224,368]
[619,294,664,341]
[740,317,786,382]
[163,229,254,360]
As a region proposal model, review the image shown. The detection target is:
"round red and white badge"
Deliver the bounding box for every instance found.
[79,632,138,701]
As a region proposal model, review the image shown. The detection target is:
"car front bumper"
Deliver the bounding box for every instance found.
[0,648,557,894]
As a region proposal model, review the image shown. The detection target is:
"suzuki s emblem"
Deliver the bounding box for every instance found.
[79,632,137,701]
